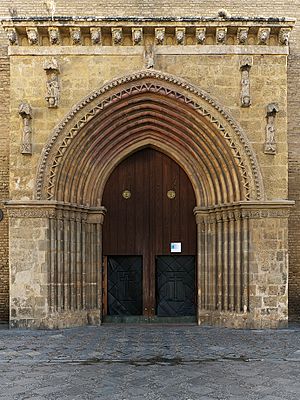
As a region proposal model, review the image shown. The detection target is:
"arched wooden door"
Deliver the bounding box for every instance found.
[102,148,197,322]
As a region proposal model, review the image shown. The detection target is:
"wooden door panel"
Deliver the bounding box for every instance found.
[102,148,196,317]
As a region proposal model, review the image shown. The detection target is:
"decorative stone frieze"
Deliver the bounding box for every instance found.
[237,27,249,44]
[90,28,102,45]
[1,18,294,48]
[264,103,279,155]
[26,28,39,45]
[196,28,206,45]
[43,58,60,108]
[155,28,165,45]
[216,28,227,44]
[111,28,123,45]
[5,27,18,45]
[258,28,270,45]
[176,28,186,45]
[48,27,60,45]
[279,28,291,45]
[18,101,33,154]
[70,28,81,45]
[132,28,143,45]
[240,57,253,107]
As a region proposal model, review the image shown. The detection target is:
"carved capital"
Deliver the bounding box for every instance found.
[155,28,165,45]
[26,28,39,45]
[90,28,102,45]
[48,27,60,45]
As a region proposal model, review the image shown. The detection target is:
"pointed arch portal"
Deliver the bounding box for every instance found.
[7,71,292,329]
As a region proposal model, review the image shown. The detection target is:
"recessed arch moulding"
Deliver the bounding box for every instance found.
[7,71,293,329]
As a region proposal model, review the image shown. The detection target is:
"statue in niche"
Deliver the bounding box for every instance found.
[18,101,32,154]
[144,46,154,69]
[240,57,252,107]
[43,58,60,108]
[264,103,279,154]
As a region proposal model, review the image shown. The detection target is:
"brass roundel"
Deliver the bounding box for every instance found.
[122,189,131,199]
[167,190,176,199]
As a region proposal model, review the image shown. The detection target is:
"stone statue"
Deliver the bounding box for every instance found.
[132,29,142,45]
[70,28,81,45]
[155,29,165,45]
[196,28,206,45]
[112,29,123,45]
[279,29,290,46]
[144,46,154,69]
[48,28,60,45]
[240,57,253,107]
[90,28,101,45]
[26,28,39,45]
[6,28,18,45]
[43,58,60,108]
[264,103,279,154]
[216,28,227,44]
[258,28,270,45]
[176,29,185,45]
[18,102,33,154]
[238,28,249,45]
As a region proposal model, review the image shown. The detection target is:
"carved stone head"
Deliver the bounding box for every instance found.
[90,28,101,45]
[176,29,185,45]
[216,29,226,44]
[258,29,270,45]
[49,28,60,45]
[279,29,290,46]
[238,28,248,44]
[155,29,165,45]
[133,29,142,45]
[27,29,39,45]
[71,29,81,45]
[6,28,18,45]
[112,29,123,45]
[196,29,206,44]
[18,101,32,119]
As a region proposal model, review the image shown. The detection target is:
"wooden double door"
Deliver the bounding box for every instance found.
[102,148,197,321]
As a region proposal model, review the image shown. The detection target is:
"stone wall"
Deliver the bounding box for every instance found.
[0,45,9,322]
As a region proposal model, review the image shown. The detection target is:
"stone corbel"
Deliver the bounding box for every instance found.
[111,28,123,45]
[43,58,60,108]
[48,27,60,45]
[237,27,249,45]
[216,28,227,45]
[258,28,270,45]
[26,28,39,45]
[240,57,253,107]
[90,28,102,45]
[264,103,279,155]
[70,28,81,45]
[18,101,33,155]
[176,28,186,45]
[5,27,18,45]
[155,28,165,45]
[279,28,291,46]
[132,28,143,45]
[196,28,206,45]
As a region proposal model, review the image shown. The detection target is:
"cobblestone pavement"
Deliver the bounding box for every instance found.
[0,323,300,399]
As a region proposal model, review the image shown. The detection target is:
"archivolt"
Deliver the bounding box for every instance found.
[35,70,264,206]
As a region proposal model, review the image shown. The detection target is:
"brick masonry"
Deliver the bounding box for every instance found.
[0,1,299,323]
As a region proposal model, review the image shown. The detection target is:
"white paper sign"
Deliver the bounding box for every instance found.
[170,242,182,253]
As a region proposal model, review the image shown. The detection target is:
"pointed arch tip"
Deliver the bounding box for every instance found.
[36,70,264,205]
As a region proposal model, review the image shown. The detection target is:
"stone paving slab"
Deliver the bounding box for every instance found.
[0,324,300,399]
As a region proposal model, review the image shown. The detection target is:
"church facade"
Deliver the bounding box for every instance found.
[0,1,299,329]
